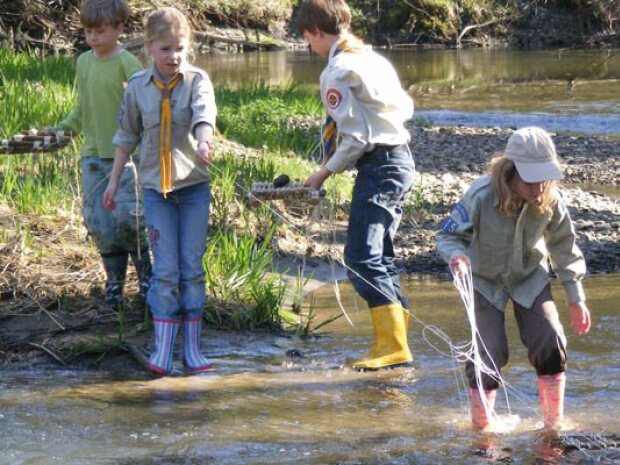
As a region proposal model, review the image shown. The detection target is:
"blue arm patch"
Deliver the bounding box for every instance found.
[440,217,459,233]
[454,203,469,222]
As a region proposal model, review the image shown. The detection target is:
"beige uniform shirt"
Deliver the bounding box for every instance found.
[113,64,217,192]
[321,36,413,174]
[436,177,586,310]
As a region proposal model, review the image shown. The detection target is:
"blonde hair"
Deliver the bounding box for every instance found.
[80,0,130,28]
[488,155,558,216]
[145,7,192,44]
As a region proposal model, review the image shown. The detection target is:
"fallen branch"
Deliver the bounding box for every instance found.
[28,342,68,367]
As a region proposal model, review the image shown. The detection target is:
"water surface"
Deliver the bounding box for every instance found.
[196,48,620,135]
[1,275,617,464]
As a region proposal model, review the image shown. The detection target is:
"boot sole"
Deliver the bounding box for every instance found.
[354,360,415,372]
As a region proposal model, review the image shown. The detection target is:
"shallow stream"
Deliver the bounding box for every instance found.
[1,276,617,464]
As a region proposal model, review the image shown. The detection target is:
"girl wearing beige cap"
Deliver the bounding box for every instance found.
[436,127,591,432]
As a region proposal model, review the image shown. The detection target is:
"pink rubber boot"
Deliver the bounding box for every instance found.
[470,388,497,430]
[538,373,566,430]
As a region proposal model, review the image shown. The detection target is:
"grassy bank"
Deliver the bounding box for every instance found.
[0,49,349,338]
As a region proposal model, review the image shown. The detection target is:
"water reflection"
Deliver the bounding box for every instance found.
[196,48,620,135]
[0,275,617,464]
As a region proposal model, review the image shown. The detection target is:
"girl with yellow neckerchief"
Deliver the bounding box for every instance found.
[103,7,216,376]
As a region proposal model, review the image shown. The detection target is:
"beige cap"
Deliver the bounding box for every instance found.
[504,127,563,183]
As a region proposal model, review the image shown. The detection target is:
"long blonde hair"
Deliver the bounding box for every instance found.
[488,155,558,216]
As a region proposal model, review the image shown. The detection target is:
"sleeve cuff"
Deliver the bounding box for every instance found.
[563,281,586,304]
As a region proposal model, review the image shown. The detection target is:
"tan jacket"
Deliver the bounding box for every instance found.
[436,177,586,309]
[321,36,413,174]
[113,64,217,192]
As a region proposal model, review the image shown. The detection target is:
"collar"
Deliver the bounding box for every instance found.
[144,65,186,87]
[328,34,361,60]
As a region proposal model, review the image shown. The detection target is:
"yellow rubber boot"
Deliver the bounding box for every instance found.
[353,303,413,371]
[361,306,410,360]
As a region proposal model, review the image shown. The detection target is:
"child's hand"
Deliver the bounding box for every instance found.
[305,167,331,190]
[103,181,119,210]
[567,301,591,335]
[449,255,470,277]
[196,141,212,165]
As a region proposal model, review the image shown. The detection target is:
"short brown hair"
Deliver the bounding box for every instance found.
[297,0,351,36]
[80,0,130,28]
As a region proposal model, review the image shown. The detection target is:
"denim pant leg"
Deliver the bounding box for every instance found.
[143,183,210,319]
[143,188,181,318]
[177,182,210,318]
[344,146,415,309]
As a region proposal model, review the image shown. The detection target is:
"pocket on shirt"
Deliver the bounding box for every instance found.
[142,110,161,149]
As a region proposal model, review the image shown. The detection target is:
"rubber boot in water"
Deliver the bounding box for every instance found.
[101,252,128,308]
[148,318,180,376]
[538,372,565,430]
[353,303,413,371]
[183,316,213,372]
[470,388,497,430]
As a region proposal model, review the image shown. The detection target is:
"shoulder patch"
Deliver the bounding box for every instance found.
[440,217,459,233]
[454,203,469,222]
[326,88,343,110]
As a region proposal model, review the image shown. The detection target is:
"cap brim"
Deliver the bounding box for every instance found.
[515,161,563,183]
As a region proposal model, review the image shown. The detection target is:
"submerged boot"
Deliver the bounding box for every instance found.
[538,373,566,430]
[148,318,180,376]
[470,388,497,430]
[353,303,413,371]
[183,316,213,372]
[130,249,152,303]
[101,253,128,308]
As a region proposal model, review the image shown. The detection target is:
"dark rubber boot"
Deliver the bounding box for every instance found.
[101,253,128,308]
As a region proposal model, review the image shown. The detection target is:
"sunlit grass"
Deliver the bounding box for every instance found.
[216,81,324,156]
[1,50,346,332]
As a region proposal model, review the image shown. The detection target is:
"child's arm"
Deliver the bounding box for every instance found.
[102,146,130,210]
[544,194,587,305]
[194,122,214,165]
[305,166,332,190]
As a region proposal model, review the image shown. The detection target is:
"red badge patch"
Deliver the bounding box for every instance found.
[326,88,342,110]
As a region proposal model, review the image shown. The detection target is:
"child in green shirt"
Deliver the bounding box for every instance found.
[55,0,151,307]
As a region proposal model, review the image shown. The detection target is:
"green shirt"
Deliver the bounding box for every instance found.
[436,176,586,310]
[59,48,142,159]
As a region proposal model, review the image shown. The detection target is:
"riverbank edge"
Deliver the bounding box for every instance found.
[0,124,618,370]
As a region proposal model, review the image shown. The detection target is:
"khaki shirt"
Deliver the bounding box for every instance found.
[113,64,217,192]
[436,177,586,310]
[321,36,413,174]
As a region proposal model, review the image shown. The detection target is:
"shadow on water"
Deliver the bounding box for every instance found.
[0,275,618,464]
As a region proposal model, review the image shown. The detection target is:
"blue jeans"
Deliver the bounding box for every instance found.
[143,182,210,319]
[344,145,415,309]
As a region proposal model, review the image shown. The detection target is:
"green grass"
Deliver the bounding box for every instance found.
[0,49,351,333]
[216,81,324,156]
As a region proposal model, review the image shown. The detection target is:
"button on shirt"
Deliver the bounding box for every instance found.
[113,64,217,193]
[436,177,586,310]
[321,36,414,174]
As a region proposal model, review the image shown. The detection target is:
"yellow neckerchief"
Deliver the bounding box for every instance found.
[322,37,363,165]
[152,73,182,197]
